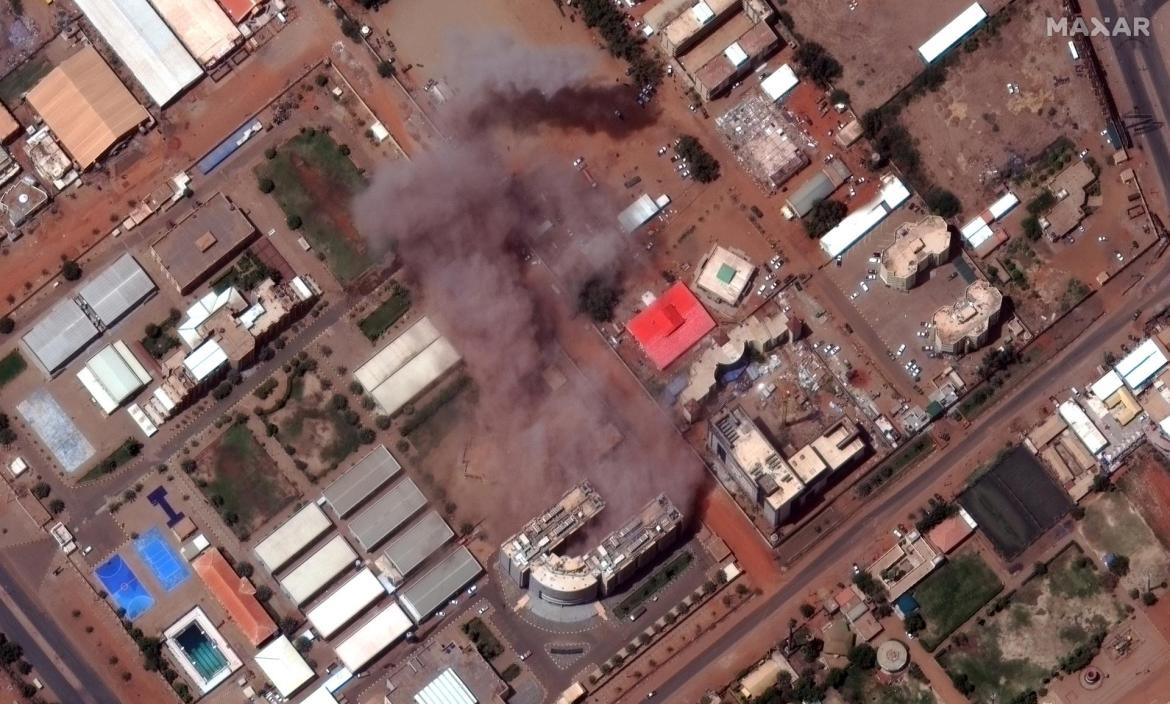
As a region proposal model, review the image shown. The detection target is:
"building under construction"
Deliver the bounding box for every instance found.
[499,482,683,606]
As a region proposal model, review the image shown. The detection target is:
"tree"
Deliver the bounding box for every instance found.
[904,612,926,635]
[377,60,396,78]
[286,214,303,230]
[61,260,82,281]
[212,381,233,400]
[1022,216,1043,240]
[1143,591,1158,606]
[794,42,843,88]
[803,199,847,238]
[676,135,720,183]
[1109,554,1130,576]
[48,499,65,514]
[0,316,12,334]
[258,178,275,194]
[254,585,273,602]
[799,602,816,619]
[577,276,620,323]
[848,643,877,670]
[925,187,962,218]
[30,482,50,499]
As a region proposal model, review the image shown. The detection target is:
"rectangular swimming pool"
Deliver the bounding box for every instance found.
[173,623,229,682]
[95,555,154,620]
[135,527,191,592]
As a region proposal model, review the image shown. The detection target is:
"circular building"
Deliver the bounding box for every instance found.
[877,639,909,674]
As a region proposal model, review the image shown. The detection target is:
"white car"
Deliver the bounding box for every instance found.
[860,282,869,292]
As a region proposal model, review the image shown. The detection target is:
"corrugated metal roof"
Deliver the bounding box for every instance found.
[349,478,426,551]
[381,510,453,581]
[306,568,386,638]
[334,603,412,672]
[26,47,149,169]
[151,0,240,66]
[73,0,202,106]
[355,316,441,391]
[617,194,662,233]
[22,298,100,373]
[399,546,482,624]
[0,103,20,141]
[280,534,357,604]
[369,338,462,416]
[761,63,798,101]
[78,253,156,326]
[254,635,314,698]
[918,3,987,63]
[78,342,151,413]
[323,445,402,517]
[254,503,332,572]
[820,175,910,258]
[215,0,262,23]
[414,669,477,704]
[626,282,716,370]
[183,339,228,381]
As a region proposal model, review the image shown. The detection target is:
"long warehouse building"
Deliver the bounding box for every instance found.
[399,546,482,624]
[73,0,202,106]
[323,445,402,517]
[279,534,357,605]
[348,477,427,552]
[354,317,462,416]
[305,568,386,639]
[149,0,241,67]
[334,603,413,672]
[376,510,453,584]
[254,503,333,573]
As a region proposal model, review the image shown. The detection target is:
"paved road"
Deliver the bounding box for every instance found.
[649,253,1170,700]
[0,553,117,704]
[1097,0,1170,209]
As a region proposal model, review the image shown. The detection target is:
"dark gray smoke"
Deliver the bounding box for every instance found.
[354,34,708,537]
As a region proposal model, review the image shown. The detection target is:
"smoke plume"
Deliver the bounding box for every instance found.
[355,33,709,538]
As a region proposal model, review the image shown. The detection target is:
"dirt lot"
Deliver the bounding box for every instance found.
[0,1,67,80]
[939,544,1126,703]
[901,0,1107,206]
[1119,446,1170,545]
[784,0,1011,112]
[194,422,298,538]
[269,370,369,477]
[1079,490,1170,594]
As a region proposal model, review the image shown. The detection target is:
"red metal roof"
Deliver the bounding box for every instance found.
[925,513,976,554]
[626,282,716,370]
[216,0,262,23]
[193,548,276,646]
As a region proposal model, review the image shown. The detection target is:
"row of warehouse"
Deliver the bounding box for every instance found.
[74,0,267,106]
[243,445,483,687]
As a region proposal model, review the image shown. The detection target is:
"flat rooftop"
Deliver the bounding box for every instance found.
[348,477,427,551]
[323,445,402,517]
[715,93,809,188]
[932,280,1003,347]
[714,406,806,507]
[880,216,951,281]
[501,481,606,567]
[150,193,257,293]
[695,245,755,305]
[810,418,866,470]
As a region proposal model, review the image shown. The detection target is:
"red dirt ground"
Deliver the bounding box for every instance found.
[698,488,781,585]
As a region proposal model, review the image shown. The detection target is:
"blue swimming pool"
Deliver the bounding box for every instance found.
[135,527,191,592]
[95,555,154,620]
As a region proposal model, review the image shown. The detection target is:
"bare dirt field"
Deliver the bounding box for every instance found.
[194,422,298,538]
[784,0,1011,112]
[901,0,1106,206]
[1119,446,1170,544]
[0,1,67,80]
[1078,490,1170,594]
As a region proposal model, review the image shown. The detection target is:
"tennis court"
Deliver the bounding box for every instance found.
[960,446,1072,558]
[95,555,155,619]
[135,528,191,592]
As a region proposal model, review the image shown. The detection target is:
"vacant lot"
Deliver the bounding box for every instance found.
[900,0,1105,206]
[784,0,1010,111]
[960,446,1072,558]
[256,129,373,285]
[1120,446,1170,547]
[197,423,297,538]
[271,372,370,476]
[940,545,1124,703]
[915,552,1003,651]
[1079,490,1170,594]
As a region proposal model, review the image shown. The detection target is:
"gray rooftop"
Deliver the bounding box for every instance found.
[22,298,100,373]
[349,478,426,551]
[380,510,453,582]
[398,546,482,624]
[323,445,402,517]
[78,253,157,327]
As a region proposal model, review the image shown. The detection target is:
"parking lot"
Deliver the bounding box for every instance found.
[822,211,993,389]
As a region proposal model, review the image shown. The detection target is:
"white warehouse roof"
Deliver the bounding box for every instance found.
[77,341,152,414]
[279,534,357,605]
[1115,338,1168,390]
[617,194,662,234]
[415,669,476,704]
[1058,400,1107,454]
[254,635,314,698]
[987,192,1019,220]
[761,64,798,102]
[355,317,462,416]
[820,175,911,258]
[399,547,482,624]
[150,0,241,67]
[183,339,228,382]
[22,298,100,374]
[254,503,332,573]
[323,445,402,517]
[918,3,988,63]
[334,603,413,672]
[1090,370,1124,401]
[77,254,157,327]
[306,568,386,639]
[73,0,202,106]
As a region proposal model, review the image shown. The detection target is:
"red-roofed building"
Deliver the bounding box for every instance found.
[627,282,716,370]
[193,548,276,646]
[216,0,263,23]
[925,509,978,553]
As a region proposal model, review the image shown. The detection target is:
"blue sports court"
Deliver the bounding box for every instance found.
[135,527,191,592]
[95,555,154,620]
